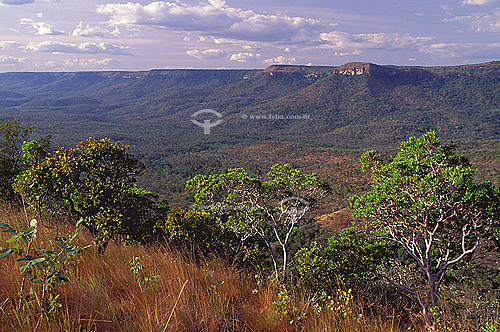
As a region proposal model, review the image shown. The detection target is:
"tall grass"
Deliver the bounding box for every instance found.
[0,204,479,331]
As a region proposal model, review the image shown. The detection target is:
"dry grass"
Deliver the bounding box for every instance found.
[0,204,475,332]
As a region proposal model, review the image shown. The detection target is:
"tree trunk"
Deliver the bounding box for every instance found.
[422,305,434,330]
[423,273,439,330]
[97,239,109,255]
[429,277,439,308]
[281,244,288,282]
[262,235,280,281]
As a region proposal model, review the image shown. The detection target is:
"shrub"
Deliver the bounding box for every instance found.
[294,228,388,295]
[158,209,233,255]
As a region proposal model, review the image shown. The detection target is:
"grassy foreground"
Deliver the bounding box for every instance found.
[0,204,482,332]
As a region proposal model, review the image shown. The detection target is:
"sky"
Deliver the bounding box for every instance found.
[0,0,499,72]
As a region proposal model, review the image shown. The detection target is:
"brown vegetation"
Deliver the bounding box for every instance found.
[0,204,492,331]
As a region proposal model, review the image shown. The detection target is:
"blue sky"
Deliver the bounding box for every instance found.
[0,0,499,71]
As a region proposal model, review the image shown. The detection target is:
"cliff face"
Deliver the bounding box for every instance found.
[263,62,385,77]
[262,61,500,81]
[333,62,372,75]
[262,65,334,79]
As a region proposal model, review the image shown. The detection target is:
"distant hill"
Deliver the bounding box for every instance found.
[1,61,499,210]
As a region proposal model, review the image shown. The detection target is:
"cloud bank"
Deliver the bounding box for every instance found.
[0,41,20,50]
[230,52,261,62]
[97,0,323,43]
[72,22,108,37]
[421,42,500,59]
[462,0,500,5]
[26,41,132,55]
[449,11,500,33]
[0,55,25,63]
[186,48,227,59]
[320,31,431,55]
[263,56,296,65]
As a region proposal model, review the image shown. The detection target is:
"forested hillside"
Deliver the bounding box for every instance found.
[1,61,499,207]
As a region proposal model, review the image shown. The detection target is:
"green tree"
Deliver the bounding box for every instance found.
[17,138,147,251]
[0,118,50,201]
[350,131,500,328]
[21,138,51,167]
[187,164,331,281]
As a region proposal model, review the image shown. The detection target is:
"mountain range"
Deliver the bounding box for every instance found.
[0,61,499,209]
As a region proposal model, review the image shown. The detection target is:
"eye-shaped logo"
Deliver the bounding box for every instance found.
[280,197,309,218]
[191,109,223,135]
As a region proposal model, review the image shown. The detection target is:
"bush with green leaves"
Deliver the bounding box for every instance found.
[16,137,153,251]
[129,256,159,286]
[157,209,235,256]
[293,228,388,295]
[443,257,500,328]
[0,117,50,202]
[117,187,169,245]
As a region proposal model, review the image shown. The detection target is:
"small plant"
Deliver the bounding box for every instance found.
[331,288,354,319]
[209,280,224,295]
[272,287,306,329]
[482,322,499,332]
[129,256,159,286]
[0,218,87,314]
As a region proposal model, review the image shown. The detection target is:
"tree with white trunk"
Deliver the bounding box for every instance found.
[350,131,500,328]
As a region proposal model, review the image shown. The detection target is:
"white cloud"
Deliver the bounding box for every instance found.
[20,18,64,35]
[72,22,108,37]
[98,1,230,29]
[97,0,323,43]
[211,37,260,48]
[186,48,227,59]
[63,58,119,68]
[45,61,57,68]
[448,11,500,33]
[111,27,121,36]
[262,56,296,65]
[320,31,431,55]
[213,37,236,44]
[420,42,500,59]
[228,13,321,42]
[0,55,25,63]
[42,58,119,70]
[0,0,34,5]
[441,5,453,15]
[229,52,261,62]
[462,0,500,5]
[0,41,20,50]
[25,41,133,55]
